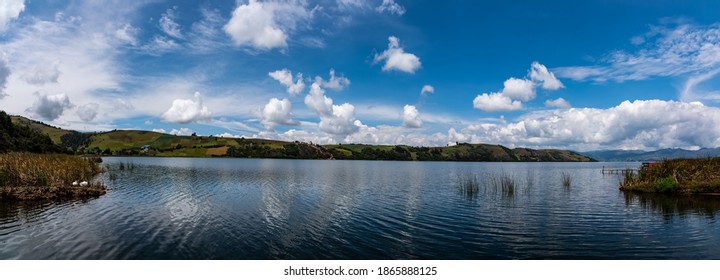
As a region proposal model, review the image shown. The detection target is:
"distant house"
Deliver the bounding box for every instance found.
[141,145,151,152]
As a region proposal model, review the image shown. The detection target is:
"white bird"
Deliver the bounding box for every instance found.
[72,181,79,186]
[79,181,89,187]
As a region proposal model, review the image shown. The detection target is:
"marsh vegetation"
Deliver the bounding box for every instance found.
[561,172,572,188]
[620,158,720,194]
[458,172,522,199]
[0,153,105,200]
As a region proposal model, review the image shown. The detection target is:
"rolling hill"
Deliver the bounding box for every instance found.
[1,112,64,153]
[7,112,595,162]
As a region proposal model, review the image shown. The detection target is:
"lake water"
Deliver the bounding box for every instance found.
[2,157,720,259]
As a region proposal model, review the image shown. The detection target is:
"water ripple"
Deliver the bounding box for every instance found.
[2,159,720,259]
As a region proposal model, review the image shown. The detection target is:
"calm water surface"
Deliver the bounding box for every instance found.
[2,157,720,259]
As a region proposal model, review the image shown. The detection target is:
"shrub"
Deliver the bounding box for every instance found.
[655,176,678,193]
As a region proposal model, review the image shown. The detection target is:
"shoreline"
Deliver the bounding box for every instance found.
[620,158,720,194]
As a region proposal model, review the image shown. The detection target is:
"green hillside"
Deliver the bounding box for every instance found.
[10,115,71,144]
[325,143,595,162]
[1,111,64,153]
[6,112,595,162]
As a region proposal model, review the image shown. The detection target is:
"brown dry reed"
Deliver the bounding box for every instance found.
[620,157,720,194]
[0,152,106,200]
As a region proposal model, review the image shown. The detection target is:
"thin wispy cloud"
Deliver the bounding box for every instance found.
[1,1,719,151]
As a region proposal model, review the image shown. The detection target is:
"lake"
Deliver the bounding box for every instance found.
[2,157,720,259]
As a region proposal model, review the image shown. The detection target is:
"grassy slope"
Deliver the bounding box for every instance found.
[89,130,164,151]
[89,131,294,157]
[9,114,594,161]
[10,116,71,144]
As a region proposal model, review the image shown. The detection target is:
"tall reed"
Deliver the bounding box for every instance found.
[620,157,720,193]
[458,174,480,198]
[0,153,106,200]
[499,174,515,195]
[561,172,572,188]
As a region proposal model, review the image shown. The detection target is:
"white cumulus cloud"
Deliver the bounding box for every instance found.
[0,0,25,32]
[223,0,312,50]
[304,80,358,135]
[319,103,358,135]
[374,36,421,74]
[529,61,564,90]
[261,97,299,129]
[304,81,333,115]
[321,69,350,91]
[459,99,720,151]
[269,69,305,95]
[500,77,535,101]
[224,0,286,49]
[473,62,563,112]
[27,93,72,121]
[473,93,522,112]
[161,92,212,123]
[402,104,422,128]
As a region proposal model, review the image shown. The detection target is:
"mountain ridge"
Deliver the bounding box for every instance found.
[580,148,720,162]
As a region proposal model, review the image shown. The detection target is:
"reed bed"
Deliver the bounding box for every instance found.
[458,172,518,198]
[0,153,106,200]
[458,174,480,198]
[620,157,720,194]
[497,174,516,196]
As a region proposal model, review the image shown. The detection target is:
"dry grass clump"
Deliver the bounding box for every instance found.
[561,172,572,188]
[0,153,106,200]
[620,157,720,194]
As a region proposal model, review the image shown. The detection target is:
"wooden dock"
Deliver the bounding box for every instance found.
[601,166,637,174]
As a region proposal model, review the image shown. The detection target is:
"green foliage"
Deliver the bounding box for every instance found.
[0,110,64,153]
[655,176,678,193]
[621,158,720,193]
[226,142,332,159]
[60,131,93,152]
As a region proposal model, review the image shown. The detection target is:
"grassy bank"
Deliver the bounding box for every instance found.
[620,158,720,194]
[0,153,106,200]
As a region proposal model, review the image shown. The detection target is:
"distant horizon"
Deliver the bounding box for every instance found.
[11,111,720,154]
[2,1,720,151]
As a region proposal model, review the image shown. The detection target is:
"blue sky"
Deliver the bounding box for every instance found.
[2,0,720,151]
